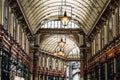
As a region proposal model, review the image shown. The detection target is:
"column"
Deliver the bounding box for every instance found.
[35,34,40,45]
[0,0,4,25]
[80,60,84,80]
[33,45,39,80]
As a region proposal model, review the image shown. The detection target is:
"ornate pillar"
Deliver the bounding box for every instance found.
[80,60,84,80]
[33,45,39,80]
[33,34,41,80]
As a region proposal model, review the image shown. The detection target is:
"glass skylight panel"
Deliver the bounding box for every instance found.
[41,20,79,29]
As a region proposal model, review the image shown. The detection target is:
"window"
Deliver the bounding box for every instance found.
[108,17,113,41]
[100,63,105,80]
[95,34,98,53]
[118,5,120,34]
[4,1,9,30]
[107,59,114,80]
[116,8,119,35]
[13,16,17,40]
[101,27,104,49]
[19,25,22,45]
[24,34,26,51]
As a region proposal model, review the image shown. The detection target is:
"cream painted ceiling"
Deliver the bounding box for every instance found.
[18,0,109,58]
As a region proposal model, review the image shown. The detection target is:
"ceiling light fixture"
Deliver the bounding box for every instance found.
[60,11,71,26]
[58,48,65,56]
[58,38,66,48]
[59,0,71,26]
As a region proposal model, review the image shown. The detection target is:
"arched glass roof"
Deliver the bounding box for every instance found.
[67,47,80,58]
[40,34,80,58]
[19,0,108,34]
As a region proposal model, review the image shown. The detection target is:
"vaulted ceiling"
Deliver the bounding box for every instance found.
[19,0,109,34]
[18,0,109,59]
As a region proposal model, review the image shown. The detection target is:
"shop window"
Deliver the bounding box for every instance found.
[116,55,120,80]
[100,63,105,80]
[1,50,10,80]
[107,59,114,80]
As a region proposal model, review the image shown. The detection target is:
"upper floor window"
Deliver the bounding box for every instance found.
[13,16,17,40]
[4,1,9,30]
[118,6,120,34]
[101,27,104,49]
[108,17,113,41]
[95,34,98,53]
[19,25,22,45]
[41,20,79,29]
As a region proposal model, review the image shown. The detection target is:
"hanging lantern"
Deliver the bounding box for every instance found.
[60,11,71,26]
[58,48,65,56]
[58,38,66,48]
